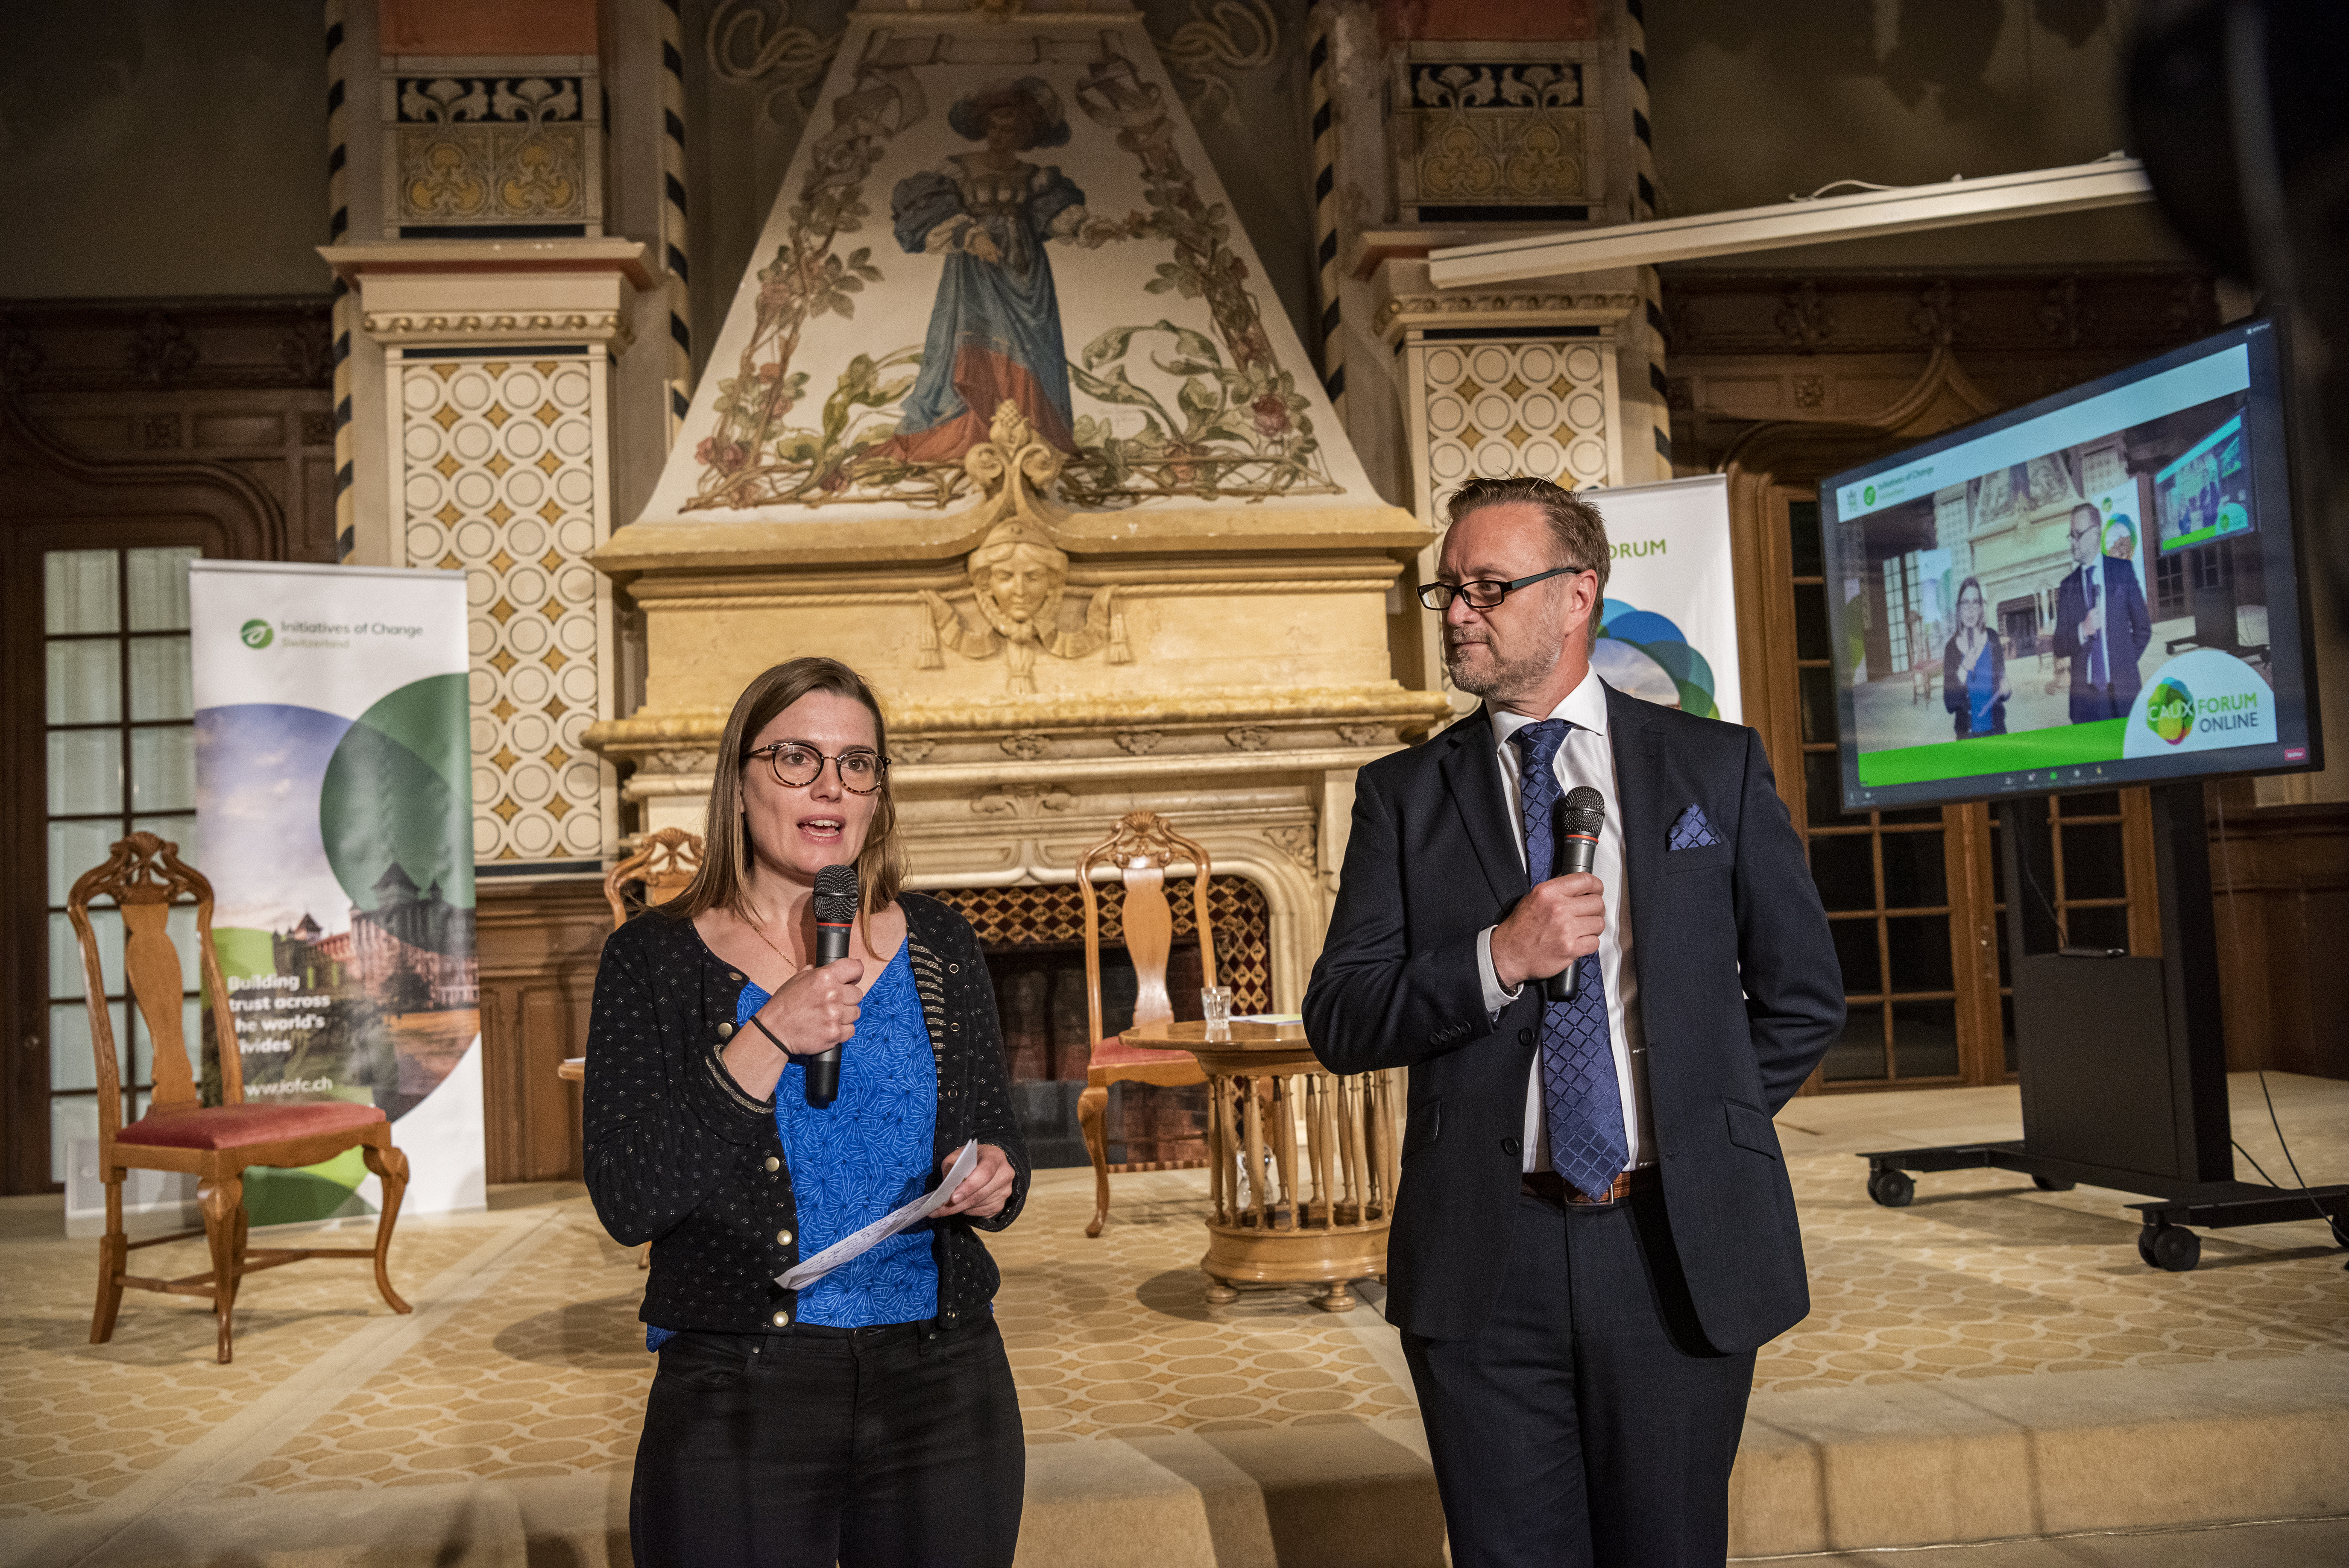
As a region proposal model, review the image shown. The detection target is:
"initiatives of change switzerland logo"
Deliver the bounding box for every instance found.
[240,618,274,650]
[2121,648,2276,759]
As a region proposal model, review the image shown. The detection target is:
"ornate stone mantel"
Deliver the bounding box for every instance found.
[590,398,1446,1006]
[586,3,1447,1006]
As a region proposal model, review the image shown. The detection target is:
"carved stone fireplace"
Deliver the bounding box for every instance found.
[583,1,1453,1122]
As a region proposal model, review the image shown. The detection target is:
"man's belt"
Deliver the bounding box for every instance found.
[1521,1167,1657,1209]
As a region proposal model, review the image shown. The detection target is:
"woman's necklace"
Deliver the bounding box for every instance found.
[743,903,800,982]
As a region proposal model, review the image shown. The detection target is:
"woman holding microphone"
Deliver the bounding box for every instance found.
[585,657,1028,1568]
[1941,576,2012,739]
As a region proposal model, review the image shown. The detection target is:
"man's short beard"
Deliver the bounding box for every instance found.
[1445,635,1563,700]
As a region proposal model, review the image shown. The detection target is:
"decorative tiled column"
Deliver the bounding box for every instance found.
[1373,284,1640,698]
[327,242,654,877]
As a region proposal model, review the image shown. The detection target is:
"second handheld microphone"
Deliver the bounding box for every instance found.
[1544,786,1606,1002]
[803,864,858,1108]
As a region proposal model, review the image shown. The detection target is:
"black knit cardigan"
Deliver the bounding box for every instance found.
[583,892,1030,1334]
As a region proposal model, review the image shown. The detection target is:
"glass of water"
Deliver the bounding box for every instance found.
[1201,985,1234,1038]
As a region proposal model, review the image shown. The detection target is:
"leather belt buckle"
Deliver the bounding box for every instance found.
[1520,1167,1654,1209]
[1567,1170,1634,1206]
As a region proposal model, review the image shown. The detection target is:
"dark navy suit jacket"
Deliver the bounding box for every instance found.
[1303,683,1842,1353]
[2052,556,2153,703]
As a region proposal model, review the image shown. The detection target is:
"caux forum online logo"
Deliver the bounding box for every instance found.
[2144,678,2195,746]
[2122,648,2275,760]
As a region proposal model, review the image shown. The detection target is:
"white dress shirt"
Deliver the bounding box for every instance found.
[1472,670,1656,1174]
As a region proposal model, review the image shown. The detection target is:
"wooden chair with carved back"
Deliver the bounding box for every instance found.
[601,827,706,928]
[595,828,705,1268]
[69,832,411,1364]
[1076,812,1216,1238]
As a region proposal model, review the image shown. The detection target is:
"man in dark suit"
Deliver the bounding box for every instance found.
[1303,477,1842,1567]
[2053,502,2153,723]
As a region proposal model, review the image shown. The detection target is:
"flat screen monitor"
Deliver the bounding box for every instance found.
[2152,413,2254,554]
[1821,318,2322,812]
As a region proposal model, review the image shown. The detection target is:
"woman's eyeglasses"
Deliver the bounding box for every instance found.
[745,742,887,794]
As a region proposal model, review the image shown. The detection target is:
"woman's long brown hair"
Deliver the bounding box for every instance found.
[663,658,906,938]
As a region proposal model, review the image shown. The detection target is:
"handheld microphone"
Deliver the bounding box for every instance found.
[1544,786,1606,1003]
[803,864,858,1109]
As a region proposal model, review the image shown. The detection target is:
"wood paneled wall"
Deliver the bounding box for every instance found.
[476,879,610,1183]
[2206,789,2349,1078]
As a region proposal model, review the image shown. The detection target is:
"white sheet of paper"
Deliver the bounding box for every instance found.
[776,1138,980,1293]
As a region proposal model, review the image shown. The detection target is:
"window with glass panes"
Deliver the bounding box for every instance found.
[1881,552,1922,672]
[44,547,203,1184]
[1786,501,1964,1084]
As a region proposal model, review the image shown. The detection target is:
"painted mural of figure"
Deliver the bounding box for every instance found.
[879,78,1128,463]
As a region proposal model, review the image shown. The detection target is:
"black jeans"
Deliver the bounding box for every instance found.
[1401,1192,1757,1568]
[629,1316,1025,1568]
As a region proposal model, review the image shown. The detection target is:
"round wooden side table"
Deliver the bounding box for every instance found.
[1121,1018,1400,1311]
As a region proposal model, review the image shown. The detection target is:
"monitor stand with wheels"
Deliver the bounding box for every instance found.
[1857,782,2348,1271]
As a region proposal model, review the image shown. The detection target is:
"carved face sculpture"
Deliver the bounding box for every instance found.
[970,539,1066,632]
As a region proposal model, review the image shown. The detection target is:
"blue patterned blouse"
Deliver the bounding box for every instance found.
[645,941,940,1349]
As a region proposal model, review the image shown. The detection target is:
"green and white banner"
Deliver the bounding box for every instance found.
[1586,474,1743,723]
[190,563,482,1223]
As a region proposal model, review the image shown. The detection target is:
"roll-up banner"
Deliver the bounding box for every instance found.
[189,562,483,1224]
[1587,474,1744,724]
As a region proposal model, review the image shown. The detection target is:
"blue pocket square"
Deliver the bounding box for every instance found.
[1667,805,1722,851]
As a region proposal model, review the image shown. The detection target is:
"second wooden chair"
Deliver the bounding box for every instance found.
[601,827,706,926]
[1075,812,1216,1238]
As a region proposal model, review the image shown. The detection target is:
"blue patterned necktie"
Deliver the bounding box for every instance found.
[1510,720,1629,1198]
[2083,565,2107,686]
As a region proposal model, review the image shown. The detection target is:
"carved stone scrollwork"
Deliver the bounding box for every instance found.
[1000,732,1054,762]
[891,737,937,765]
[917,403,1133,692]
[1227,726,1271,752]
[971,783,1075,817]
[363,311,633,349]
[1263,824,1317,873]
[1337,724,1386,747]
[1116,730,1164,755]
[650,748,714,775]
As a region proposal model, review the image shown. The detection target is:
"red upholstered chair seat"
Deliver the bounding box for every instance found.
[1094,1034,1185,1070]
[117,1100,387,1152]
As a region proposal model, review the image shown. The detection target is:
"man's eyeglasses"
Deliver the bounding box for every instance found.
[746,742,888,794]
[1416,563,1590,612]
